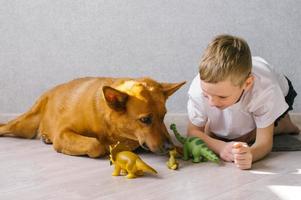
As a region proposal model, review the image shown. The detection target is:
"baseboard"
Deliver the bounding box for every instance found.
[1,112,300,124]
[0,113,21,123]
[0,113,190,124]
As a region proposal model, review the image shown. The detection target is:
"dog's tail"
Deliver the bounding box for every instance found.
[0,123,5,133]
[0,94,48,139]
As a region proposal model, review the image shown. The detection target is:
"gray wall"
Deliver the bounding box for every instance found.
[0,0,300,114]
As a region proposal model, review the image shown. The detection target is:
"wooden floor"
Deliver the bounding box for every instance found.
[0,115,300,200]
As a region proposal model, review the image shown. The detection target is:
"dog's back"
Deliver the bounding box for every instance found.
[0,77,105,138]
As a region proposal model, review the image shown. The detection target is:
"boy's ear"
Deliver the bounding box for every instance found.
[103,86,129,112]
[244,75,254,91]
[161,81,186,98]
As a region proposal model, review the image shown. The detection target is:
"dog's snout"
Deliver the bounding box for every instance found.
[163,140,174,151]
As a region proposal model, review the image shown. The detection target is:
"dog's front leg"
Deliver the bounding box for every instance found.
[53,130,106,158]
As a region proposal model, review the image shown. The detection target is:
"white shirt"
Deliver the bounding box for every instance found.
[187,57,289,139]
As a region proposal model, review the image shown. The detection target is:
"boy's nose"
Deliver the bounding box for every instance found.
[208,97,220,107]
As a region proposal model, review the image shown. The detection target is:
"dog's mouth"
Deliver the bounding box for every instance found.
[140,142,150,151]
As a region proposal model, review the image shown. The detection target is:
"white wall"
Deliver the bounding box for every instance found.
[0,0,300,114]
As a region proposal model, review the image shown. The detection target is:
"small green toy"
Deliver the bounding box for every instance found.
[170,124,220,163]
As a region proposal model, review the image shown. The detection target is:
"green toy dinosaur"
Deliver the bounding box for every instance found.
[170,124,220,163]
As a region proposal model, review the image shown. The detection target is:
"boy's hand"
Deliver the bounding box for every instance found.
[219,142,235,162]
[232,142,252,170]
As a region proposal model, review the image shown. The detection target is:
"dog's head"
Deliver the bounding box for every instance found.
[103,78,185,154]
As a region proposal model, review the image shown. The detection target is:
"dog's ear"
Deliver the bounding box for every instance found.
[161,81,186,98]
[103,86,129,111]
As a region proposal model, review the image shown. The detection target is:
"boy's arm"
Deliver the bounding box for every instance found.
[232,123,274,170]
[187,121,234,161]
[251,123,274,162]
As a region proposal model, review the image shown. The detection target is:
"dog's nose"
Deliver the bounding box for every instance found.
[157,141,174,155]
[163,140,174,151]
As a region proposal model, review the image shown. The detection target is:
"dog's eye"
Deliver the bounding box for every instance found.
[139,116,152,125]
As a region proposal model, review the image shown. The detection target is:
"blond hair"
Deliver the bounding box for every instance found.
[199,34,252,86]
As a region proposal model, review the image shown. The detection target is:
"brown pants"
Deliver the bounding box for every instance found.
[210,129,256,145]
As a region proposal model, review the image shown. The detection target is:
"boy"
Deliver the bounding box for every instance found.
[187,34,299,170]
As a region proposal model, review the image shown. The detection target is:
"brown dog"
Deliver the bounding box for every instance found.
[0,77,185,157]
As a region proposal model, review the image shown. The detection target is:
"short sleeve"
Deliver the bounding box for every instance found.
[187,95,208,127]
[252,86,288,128]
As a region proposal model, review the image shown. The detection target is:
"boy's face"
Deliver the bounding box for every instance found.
[200,77,253,110]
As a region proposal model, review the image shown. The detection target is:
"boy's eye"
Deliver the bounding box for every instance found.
[139,116,152,125]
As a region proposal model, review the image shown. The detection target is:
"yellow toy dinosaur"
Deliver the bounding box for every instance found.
[109,142,157,179]
[166,148,179,170]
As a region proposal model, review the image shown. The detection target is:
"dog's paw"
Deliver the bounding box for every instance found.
[87,139,106,158]
[41,134,52,144]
